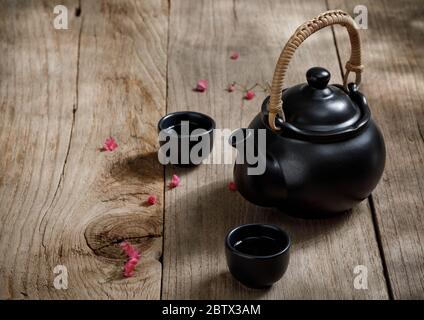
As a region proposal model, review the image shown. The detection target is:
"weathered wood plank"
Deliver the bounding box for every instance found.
[162,0,388,299]
[0,0,80,299]
[0,0,168,299]
[329,0,424,299]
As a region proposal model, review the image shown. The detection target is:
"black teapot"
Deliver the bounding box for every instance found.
[230,10,386,218]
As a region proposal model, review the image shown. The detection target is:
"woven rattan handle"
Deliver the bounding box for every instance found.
[268,10,363,131]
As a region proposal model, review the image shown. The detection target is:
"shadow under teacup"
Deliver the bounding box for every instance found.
[157,111,216,167]
[225,223,291,289]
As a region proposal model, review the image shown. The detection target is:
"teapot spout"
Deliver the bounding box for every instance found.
[230,127,287,207]
[229,128,251,149]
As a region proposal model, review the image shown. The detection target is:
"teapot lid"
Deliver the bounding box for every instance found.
[281,67,361,134]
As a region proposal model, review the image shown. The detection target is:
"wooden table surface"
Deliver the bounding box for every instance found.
[0,0,423,300]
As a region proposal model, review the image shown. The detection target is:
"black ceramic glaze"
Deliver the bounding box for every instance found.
[231,67,386,218]
[158,111,215,167]
[225,224,291,288]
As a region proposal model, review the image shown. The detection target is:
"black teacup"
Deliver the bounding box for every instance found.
[225,224,291,288]
[157,111,215,167]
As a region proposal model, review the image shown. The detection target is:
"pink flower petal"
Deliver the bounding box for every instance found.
[230,51,240,60]
[169,174,181,188]
[245,90,255,100]
[103,137,118,151]
[123,259,138,277]
[196,80,208,92]
[227,84,235,92]
[120,241,140,278]
[120,241,140,259]
[147,195,157,205]
[228,181,237,191]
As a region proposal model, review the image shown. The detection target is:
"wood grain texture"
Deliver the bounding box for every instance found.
[0,0,80,299]
[2,0,421,300]
[0,0,168,299]
[162,0,388,299]
[329,0,424,299]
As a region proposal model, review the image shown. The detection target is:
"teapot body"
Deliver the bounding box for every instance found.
[233,11,385,218]
[233,91,386,218]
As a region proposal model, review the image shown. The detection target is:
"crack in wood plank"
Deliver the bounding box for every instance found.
[368,195,395,299]
[75,0,81,17]
[84,233,161,258]
[417,120,424,143]
[39,17,84,252]
[232,0,238,23]
[159,0,172,299]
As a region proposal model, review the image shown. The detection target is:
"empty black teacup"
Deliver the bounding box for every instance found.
[157,111,215,167]
[225,224,291,288]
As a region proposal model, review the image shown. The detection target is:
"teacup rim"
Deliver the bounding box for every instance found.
[225,223,291,260]
[157,111,216,138]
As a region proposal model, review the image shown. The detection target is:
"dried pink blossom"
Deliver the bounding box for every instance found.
[120,241,140,278]
[123,257,139,277]
[120,241,140,260]
[245,90,255,100]
[103,137,118,151]
[227,83,236,92]
[230,51,240,60]
[228,181,237,191]
[169,174,181,188]
[196,80,208,92]
[147,195,157,205]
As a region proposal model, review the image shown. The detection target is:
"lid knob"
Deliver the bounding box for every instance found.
[306,67,330,89]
